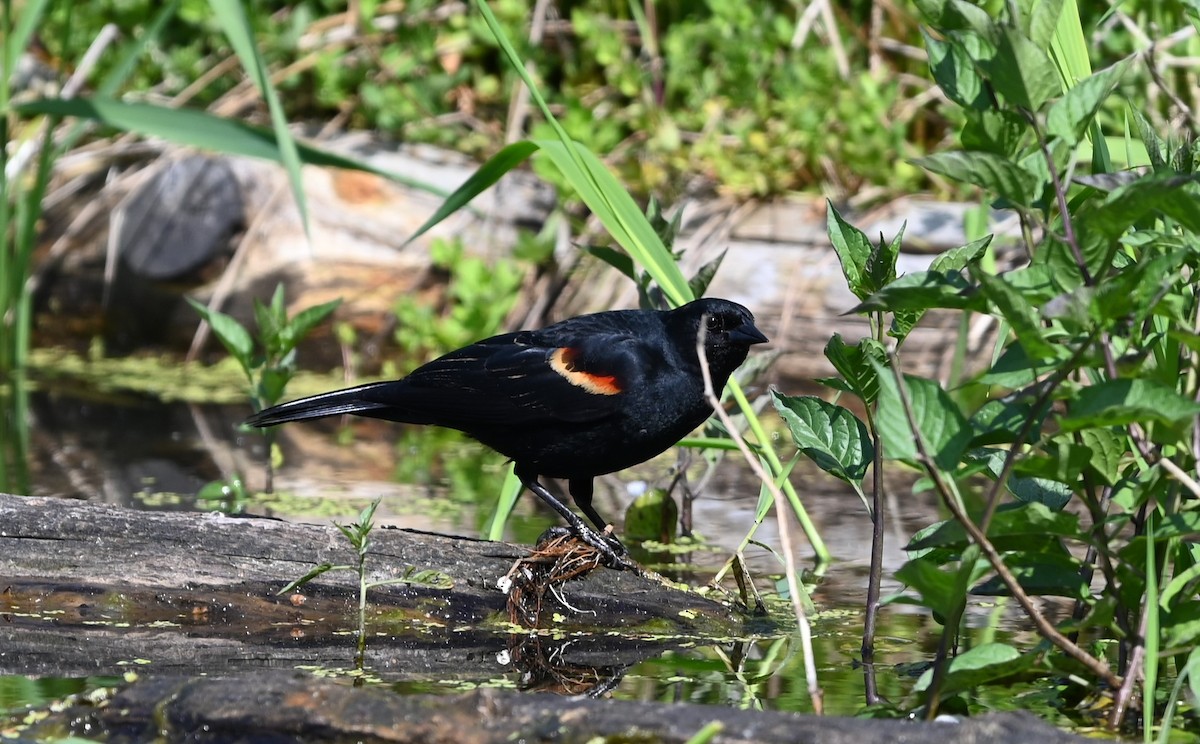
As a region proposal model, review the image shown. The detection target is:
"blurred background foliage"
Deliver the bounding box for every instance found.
[30,0,1196,206]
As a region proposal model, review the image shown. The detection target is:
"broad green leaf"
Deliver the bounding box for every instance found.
[1015,440,1091,483]
[914,150,1042,207]
[894,556,960,619]
[1087,174,1200,239]
[980,27,1063,111]
[873,364,972,470]
[406,141,538,246]
[771,392,872,484]
[1023,0,1065,50]
[977,342,1056,388]
[971,553,1088,599]
[1008,476,1073,510]
[962,109,1028,156]
[890,308,923,345]
[1162,602,1200,649]
[186,299,253,368]
[909,501,1079,550]
[827,201,874,300]
[1077,428,1124,486]
[1152,513,1200,540]
[971,268,1055,358]
[930,236,993,273]
[969,396,1046,447]
[1046,59,1129,145]
[923,29,985,110]
[624,488,678,544]
[853,270,981,314]
[824,335,885,406]
[1060,379,1200,431]
[913,642,1031,696]
[16,98,442,193]
[912,0,995,35]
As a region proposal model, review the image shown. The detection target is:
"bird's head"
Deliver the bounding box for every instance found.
[668,298,768,384]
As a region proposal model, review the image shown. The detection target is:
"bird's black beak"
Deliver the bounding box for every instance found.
[730,323,769,346]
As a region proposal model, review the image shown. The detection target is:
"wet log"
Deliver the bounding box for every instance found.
[0,494,749,684]
[24,671,1090,744]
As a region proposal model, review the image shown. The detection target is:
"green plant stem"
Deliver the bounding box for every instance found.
[729,379,829,565]
[887,362,1122,691]
[861,311,886,704]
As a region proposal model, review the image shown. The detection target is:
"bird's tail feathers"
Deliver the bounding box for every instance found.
[244,381,399,427]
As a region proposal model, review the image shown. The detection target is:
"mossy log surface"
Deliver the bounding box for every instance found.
[0,494,749,681]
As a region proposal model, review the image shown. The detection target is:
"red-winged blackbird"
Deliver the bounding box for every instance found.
[245,297,767,569]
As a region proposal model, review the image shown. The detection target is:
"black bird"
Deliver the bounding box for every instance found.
[244,297,768,569]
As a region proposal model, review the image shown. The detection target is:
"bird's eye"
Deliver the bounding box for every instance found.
[706,314,725,332]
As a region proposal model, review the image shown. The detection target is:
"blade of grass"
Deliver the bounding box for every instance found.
[16,98,446,194]
[488,464,524,541]
[208,0,310,240]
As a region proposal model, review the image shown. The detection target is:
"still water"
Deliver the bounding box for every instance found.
[1,376,1088,730]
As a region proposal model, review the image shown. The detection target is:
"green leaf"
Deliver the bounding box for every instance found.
[913,0,995,35]
[894,556,961,620]
[971,553,1088,599]
[624,488,679,544]
[980,27,1063,111]
[278,563,336,595]
[824,335,885,406]
[853,270,980,314]
[977,342,1056,388]
[923,29,986,110]
[909,501,1079,550]
[405,141,538,246]
[827,201,874,300]
[209,0,309,237]
[689,249,727,298]
[889,309,923,345]
[969,396,1046,447]
[866,225,903,296]
[771,392,872,484]
[1008,476,1073,511]
[17,98,442,193]
[914,150,1042,207]
[873,364,972,470]
[1023,0,1065,50]
[187,298,254,369]
[930,236,993,273]
[287,299,343,353]
[1078,428,1124,486]
[580,245,636,281]
[1046,59,1129,145]
[971,268,1055,358]
[962,109,1028,156]
[1060,379,1200,431]
[913,642,1032,696]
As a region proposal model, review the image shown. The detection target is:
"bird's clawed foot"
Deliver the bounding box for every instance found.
[536,524,636,572]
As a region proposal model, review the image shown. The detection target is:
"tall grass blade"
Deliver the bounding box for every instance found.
[208,0,309,239]
[16,98,444,192]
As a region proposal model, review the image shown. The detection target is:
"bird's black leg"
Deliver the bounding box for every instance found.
[568,478,627,556]
[515,466,635,571]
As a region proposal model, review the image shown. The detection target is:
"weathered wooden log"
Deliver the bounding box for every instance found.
[0,494,750,683]
[19,671,1090,744]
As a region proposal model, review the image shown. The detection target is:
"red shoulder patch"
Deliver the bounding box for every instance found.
[549,347,623,395]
